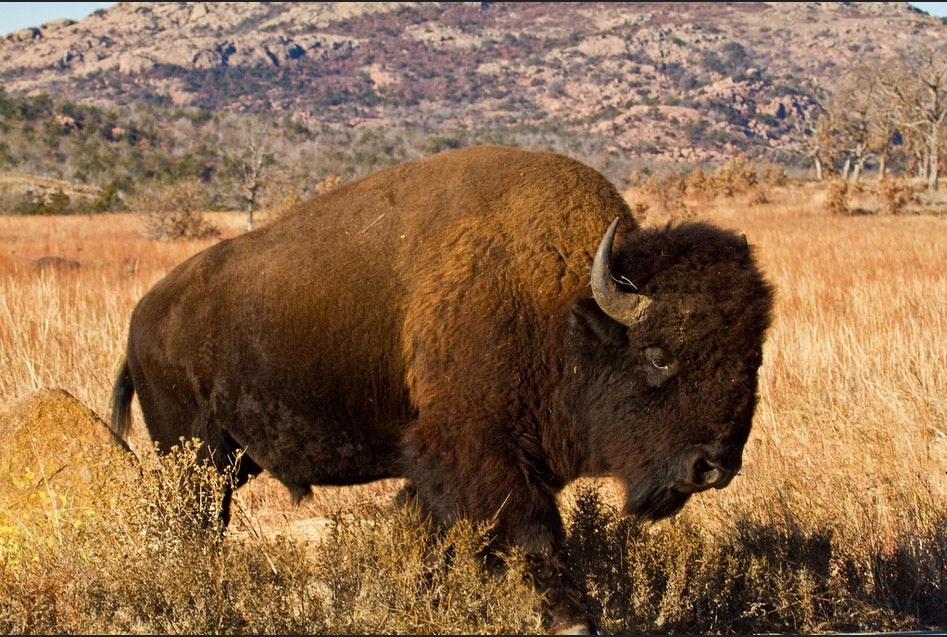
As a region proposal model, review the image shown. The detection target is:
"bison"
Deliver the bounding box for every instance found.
[111,145,773,633]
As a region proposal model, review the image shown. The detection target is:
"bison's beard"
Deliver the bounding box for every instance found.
[622,483,691,521]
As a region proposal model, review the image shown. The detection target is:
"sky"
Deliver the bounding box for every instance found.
[0,1,946,36]
[0,2,115,35]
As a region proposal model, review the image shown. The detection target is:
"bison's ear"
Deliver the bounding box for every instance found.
[568,298,626,346]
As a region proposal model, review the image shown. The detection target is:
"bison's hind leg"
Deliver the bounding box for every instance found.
[218,437,263,527]
[186,440,262,533]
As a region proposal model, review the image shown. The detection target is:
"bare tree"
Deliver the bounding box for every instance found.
[823,85,873,183]
[817,65,897,184]
[225,117,277,231]
[867,85,901,180]
[788,99,832,181]
[879,46,947,190]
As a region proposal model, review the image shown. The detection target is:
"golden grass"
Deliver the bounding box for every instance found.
[0,186,944,633]
[0,213,242,442]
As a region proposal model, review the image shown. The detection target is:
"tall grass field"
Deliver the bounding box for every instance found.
[0,183,944,634]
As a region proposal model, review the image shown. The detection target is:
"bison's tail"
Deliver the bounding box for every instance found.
[110,358,135,442]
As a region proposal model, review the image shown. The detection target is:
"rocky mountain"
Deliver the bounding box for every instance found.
[0,2,944,170]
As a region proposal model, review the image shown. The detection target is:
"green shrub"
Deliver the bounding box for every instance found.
[16,189,72,215]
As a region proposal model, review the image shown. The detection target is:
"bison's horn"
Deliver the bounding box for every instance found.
[590,217,653,326]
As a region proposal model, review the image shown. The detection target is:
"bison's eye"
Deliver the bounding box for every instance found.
[642,347,678,387]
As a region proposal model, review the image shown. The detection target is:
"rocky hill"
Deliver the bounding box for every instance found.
[0,2,944,176]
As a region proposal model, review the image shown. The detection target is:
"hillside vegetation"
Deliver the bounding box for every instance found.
[1,2,946,217]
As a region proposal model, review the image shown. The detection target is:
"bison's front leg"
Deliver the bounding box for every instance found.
[401,421,597,634]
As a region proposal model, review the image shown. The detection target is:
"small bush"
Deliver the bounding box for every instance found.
[824,179,851,215]
[314,174,343,195]
[685,167,712,197]
[629,200,651,223]
[759,162,787,189]
[631,155,772,215]
[312,501,543,633]
[128,179,220,240]
[641,171,688,212]
[144,207,220,241]
[749,187,770,205]
[13,189,72,215]
[712,153,758,198]
[0,439,320,634]
[876,177,914,215]
[0,437,545,634]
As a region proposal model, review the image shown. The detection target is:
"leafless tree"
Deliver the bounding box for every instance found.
[226,117,277,231]
[879,46,947,190]
[810,49,946,187]
[823,86,873,183]
[788,99,831,181]
[816,65,899,184]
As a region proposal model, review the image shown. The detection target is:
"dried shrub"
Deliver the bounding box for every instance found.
[824,179,851,215]
[749,187,769,205]
[641,172,688,212]
[0,428,543,634]
[712,153,758,198]
[629,200,651,223]
[631,155,772,213]
[312,501,543,633]
[0,439,320,634]
[145,208,220,241]
[315,174,343,195]
[759,162,788,189]
[685,167,712,197]
[669,197,696,221]
[128,179,220,241]
[564,486,947,635]
[876,177,914,215]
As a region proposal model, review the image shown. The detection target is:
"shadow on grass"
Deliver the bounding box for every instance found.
[564,486,947,635]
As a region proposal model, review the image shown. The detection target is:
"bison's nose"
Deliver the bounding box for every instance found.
[691,457,739,490]
[675,446,743,493]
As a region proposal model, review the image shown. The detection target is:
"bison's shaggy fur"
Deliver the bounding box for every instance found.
[112,145,773,633]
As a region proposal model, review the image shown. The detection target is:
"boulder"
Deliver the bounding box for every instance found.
[0,388,134,548]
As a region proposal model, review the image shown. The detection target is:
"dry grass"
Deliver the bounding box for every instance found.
[0,212,243,427]
[0,184,944,633]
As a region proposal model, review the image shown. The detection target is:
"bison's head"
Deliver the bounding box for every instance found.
[565,218,773,520]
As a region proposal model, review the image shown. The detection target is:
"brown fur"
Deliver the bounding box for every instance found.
[112,145,773,632]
